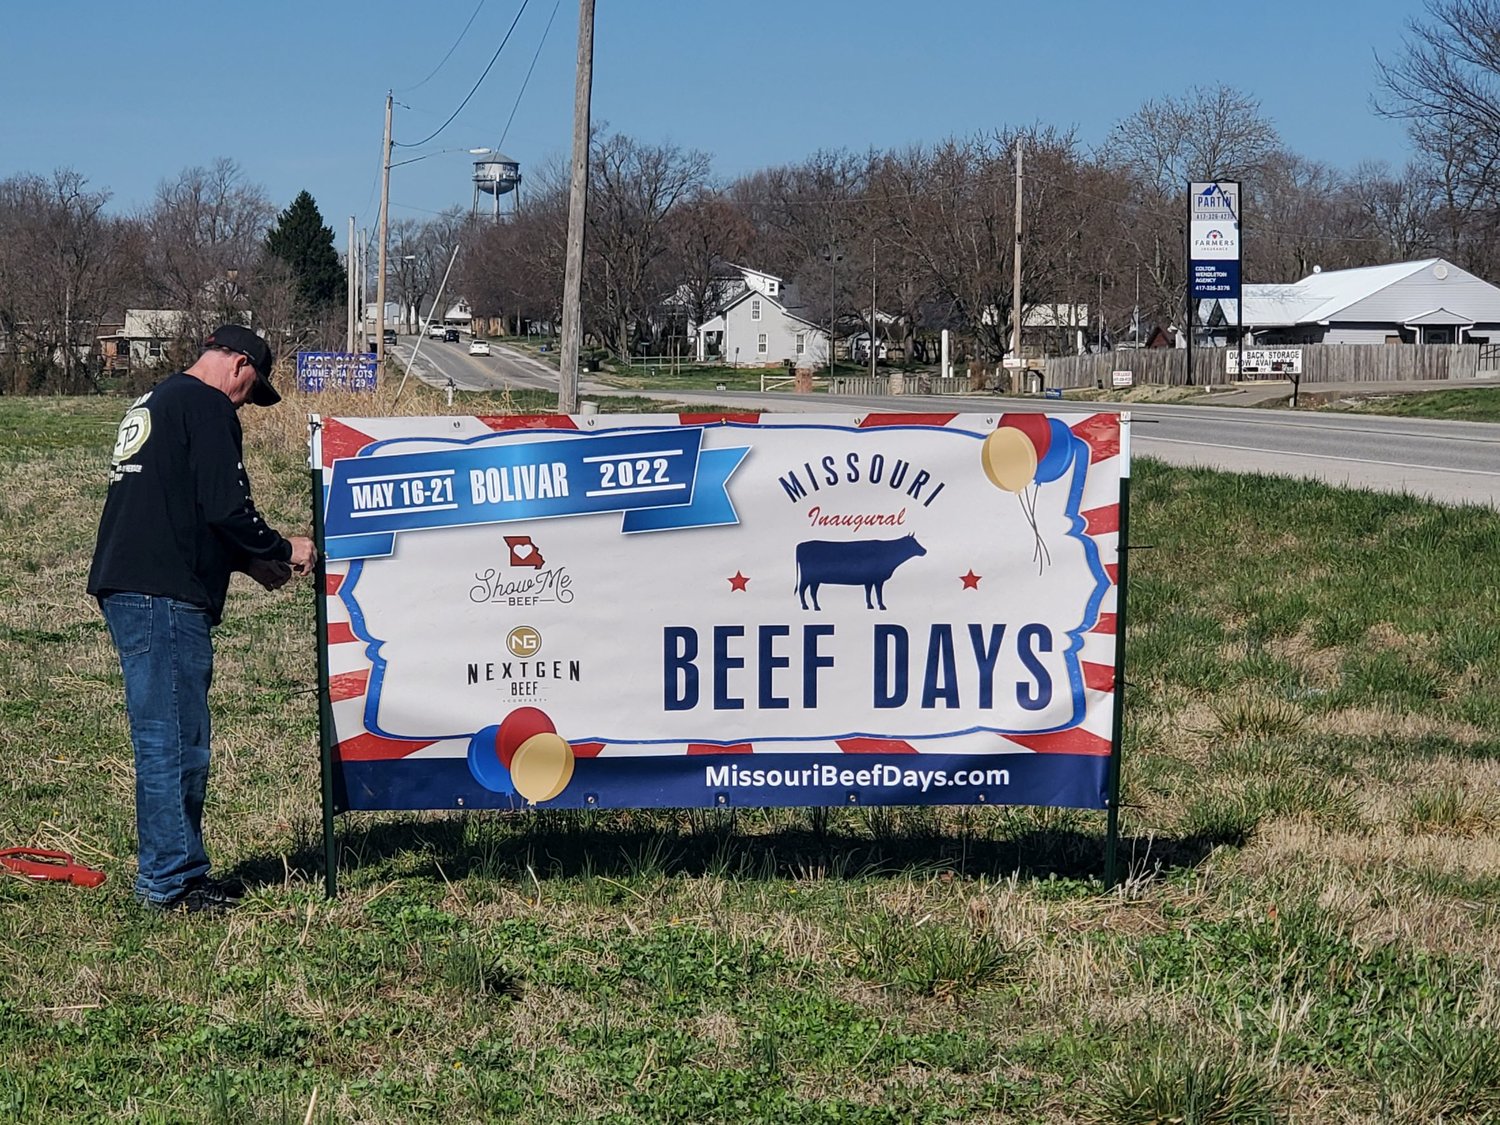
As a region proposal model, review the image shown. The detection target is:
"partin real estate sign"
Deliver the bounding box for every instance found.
[1189,180,1242,302]
[313,412,1126,813]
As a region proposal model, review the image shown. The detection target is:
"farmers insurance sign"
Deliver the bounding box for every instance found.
[1190,180,1242,300]
[314,412,1126,813]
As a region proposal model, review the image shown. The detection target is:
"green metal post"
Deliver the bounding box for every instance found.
[311,457,339,899]
[1103,435,1132,890]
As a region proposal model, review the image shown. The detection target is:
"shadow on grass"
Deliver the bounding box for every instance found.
[224,809,1241,894]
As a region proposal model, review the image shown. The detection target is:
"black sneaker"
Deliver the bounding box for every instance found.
[162,879,243,913]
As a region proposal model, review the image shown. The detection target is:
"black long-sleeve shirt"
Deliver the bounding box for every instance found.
[88,372,292,625]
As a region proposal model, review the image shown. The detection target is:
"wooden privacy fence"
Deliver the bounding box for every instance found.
[1044,345,1486,389]
[828,375,973,396]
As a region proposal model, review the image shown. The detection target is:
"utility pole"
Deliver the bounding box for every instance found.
[1098,274,1105,351]
[869,237,877,380]
[376,92,393,369]
[358,227,368,348]
[558,0,596,414]
[347,216,356,353]
[1010,137,1024,362]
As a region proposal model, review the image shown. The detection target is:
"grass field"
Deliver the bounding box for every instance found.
[2,388,1498,1123]
[1320,386,1500,423]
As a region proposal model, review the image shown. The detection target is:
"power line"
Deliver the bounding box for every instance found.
[400,0,489,93]
[394,0,533,150]
[493,0,561,154]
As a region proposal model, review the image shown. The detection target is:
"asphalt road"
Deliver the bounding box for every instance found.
[392,334,563,393]
[394,338,1500,509]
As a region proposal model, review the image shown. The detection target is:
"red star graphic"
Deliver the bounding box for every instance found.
[728,571,749,591]
[960,570,982,589]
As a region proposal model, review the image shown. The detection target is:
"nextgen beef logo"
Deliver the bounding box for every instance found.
[468,625,582,700]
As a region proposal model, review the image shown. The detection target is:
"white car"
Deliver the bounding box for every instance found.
[468,339,491,357]
[427,323,447,339]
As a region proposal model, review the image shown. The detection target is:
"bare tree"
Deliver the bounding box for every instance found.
[1349,160,1439,262]
[584,133,712,359]
[0,169,134,393]
[1376,1,1500,274]
[664,189,754,338]
[139,158,274,328]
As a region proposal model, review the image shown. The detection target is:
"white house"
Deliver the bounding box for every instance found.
[1238,258,1500,345]
[692,269,829,367]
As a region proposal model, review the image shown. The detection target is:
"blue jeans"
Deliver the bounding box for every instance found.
[99,593,215,904]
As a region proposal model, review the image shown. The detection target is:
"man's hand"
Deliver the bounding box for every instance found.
[246,558,293,591]
[287,536,318,577]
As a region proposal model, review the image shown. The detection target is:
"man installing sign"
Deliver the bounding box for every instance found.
[87,326,317,913]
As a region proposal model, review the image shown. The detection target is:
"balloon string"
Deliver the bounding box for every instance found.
[1018,485,1050,574]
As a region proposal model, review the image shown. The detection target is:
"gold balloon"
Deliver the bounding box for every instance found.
[510,732,575,803]
[981,428,1038,492]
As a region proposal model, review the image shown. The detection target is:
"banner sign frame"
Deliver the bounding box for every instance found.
[310,411,1132,894]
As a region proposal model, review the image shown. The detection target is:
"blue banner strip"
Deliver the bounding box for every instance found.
[324,429,715,541]
[325,532,396,560]
[337,753,1108,812]
[621,446,747,532]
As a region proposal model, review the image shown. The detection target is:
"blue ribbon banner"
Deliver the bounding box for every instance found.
[297,352,378,392]
[324,428,747,559]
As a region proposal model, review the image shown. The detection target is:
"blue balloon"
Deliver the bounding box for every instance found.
[1033,418,1076,484]
[466,724,515,793]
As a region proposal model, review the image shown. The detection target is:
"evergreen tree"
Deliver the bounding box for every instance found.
[264,191,345,313]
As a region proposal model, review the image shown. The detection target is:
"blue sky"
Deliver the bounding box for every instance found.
[4,0,1422,241]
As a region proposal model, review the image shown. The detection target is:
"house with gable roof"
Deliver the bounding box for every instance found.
[690,265,831,367]
[1239,258,1500,346]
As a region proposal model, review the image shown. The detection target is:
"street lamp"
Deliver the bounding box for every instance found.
[375,88,488,367]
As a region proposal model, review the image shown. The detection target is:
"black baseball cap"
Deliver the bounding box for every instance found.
[205,324,280,406]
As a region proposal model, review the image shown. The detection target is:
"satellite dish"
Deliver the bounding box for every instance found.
[1312,265,1322,274]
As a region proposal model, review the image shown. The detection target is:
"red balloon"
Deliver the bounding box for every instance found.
[498,707,557,769]
[999,413,1052,462]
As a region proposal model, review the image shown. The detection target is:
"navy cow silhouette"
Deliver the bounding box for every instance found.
[795,534,926,611]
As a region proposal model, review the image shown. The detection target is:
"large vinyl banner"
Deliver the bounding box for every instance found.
[314,412,1126,813]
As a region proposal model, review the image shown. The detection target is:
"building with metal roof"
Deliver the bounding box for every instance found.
[1238,258,1500,345]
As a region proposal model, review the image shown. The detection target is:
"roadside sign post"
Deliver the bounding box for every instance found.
[1189,181,1243,386]
[309,419,338,900]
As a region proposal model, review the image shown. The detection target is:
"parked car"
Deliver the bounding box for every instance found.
[443,328,460,342]
[382,328,397,345]
[427,322,447,339]
[469,339,491,357]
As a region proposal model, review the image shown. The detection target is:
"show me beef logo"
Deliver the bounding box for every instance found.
[469,534,576,607]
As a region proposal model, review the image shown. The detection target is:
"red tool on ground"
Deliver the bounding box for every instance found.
[0,847,107,888]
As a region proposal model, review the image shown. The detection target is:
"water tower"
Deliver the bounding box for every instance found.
[472,154,522,219]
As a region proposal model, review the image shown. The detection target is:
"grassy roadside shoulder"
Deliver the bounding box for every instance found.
[1,392,1497,1123]
[1310,385,1500,423]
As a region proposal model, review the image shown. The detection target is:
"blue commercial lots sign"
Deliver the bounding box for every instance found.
[297,352,378,393]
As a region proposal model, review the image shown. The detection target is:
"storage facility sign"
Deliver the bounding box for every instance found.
[1189,181,1242,301]
[314,412,1127,813]
[1225,348,1302,376]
